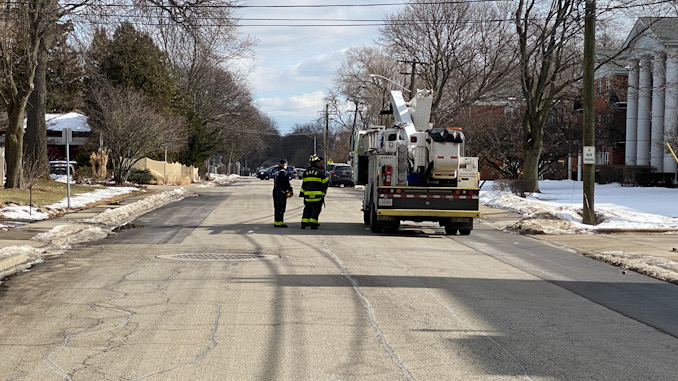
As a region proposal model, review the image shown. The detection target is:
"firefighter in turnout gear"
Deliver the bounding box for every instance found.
[273,159,293,228]
[300,155,329,229]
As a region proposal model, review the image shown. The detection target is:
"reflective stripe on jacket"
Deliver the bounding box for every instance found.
[300,166,328,202]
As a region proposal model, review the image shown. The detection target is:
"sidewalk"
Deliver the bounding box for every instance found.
[2,191,677,284]
[479,205,678,283]
[0,187,183,280]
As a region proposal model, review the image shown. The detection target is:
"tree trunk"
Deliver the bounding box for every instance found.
[522,115,544,193]
[5,105,26,188]
[25,39,50,180]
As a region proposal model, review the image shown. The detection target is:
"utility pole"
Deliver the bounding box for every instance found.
[324,103,329,171]
[399,59,426,97]
[582,0,596,225]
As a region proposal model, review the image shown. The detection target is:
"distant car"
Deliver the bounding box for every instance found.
[256,165,277,180]
[327,163,354,187]
[296,168,306,178]
[286,166,298,179]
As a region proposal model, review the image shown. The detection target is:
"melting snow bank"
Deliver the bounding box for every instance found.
[199,174,240,187]
[0,186,138,229]
[0,246,46,281]
[34,188,190,245]
[0,188,191,283]
[586,251,678,285]
[480,187,678,234]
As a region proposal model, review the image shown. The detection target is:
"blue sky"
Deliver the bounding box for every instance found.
[236,1,404,134]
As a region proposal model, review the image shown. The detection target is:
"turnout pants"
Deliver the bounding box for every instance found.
[273,189,287,225]
[301,200,323,227]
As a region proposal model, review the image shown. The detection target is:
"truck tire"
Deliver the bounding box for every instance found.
[459,229,471,236]
[383,219,400,233]
[444,224,458,235]
[363,208,370,225]
[369,203,383,233]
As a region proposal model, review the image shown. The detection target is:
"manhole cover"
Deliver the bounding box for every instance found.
[157,253,265,261]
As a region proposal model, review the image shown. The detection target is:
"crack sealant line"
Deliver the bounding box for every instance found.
[321,242,415,381]
[43,334,74,381]
[134,304,221,380]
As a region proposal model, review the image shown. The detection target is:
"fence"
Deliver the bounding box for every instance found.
[132,157,198,185]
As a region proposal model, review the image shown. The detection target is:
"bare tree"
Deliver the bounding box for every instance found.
[453,102,524,179]
[0,0,59,188]
[515,0,583,192]
[19,0,250,189]
[379,0,518,117]
[333,46,402,127]
[84,83,188,184]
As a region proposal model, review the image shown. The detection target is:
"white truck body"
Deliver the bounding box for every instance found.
[350,90,480,234]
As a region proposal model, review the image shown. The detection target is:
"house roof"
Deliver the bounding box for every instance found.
[621,17,678,55]
[45,112,90,133]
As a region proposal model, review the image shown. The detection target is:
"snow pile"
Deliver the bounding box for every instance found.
[199,174,240,187]
[0,205,52,221]
[84,187,190,226]
[0,186,138,223]
[33,224,109,248]
[0,246,46,280]
[29,188,189,247]
[480,180,678,234]
[0,186,139,231]
[49,187,138,209]
[587,251,678,284]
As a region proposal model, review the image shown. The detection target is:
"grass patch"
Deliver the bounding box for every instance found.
[1,181,109,207]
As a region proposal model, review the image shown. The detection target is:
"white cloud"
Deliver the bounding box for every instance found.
[256,90,328,132]
[257,90,326,117]
[236,0,403,129]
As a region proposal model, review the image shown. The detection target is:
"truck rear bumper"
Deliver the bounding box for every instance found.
[377,209,480,218]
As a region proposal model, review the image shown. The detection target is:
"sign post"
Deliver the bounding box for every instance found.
[63,128,72,208]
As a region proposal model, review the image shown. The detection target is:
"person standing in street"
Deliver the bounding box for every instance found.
[273,159,293,228]
[300,155,329,229]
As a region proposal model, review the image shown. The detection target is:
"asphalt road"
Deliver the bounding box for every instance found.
[2,177,678,380]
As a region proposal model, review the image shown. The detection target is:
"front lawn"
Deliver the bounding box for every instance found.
[0,181,106,207]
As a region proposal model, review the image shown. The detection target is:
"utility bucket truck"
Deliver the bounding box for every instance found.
[351,90,480,235]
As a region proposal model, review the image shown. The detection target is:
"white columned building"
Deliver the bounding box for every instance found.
[622,17,678,176]
[625,58,639,165]
[637,55,652,166]
[665,49,678,175]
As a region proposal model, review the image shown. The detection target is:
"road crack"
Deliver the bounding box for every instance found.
[133,304,221,380]
[321,242,415,381]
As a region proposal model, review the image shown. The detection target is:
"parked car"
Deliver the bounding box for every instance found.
[296,168,306,178]
[327,163,354,187]
[256,165,277,180]
[286,166,298,179]
[49,160,76,176]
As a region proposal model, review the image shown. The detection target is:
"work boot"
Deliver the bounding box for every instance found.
[274,224,288,228]
[310,223,319,230]
[301,222,308,229]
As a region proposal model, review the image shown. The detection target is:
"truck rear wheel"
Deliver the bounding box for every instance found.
[459,229,471,236]
[383,219,400,233]
[444,224,458,235]
[369,203,383,233]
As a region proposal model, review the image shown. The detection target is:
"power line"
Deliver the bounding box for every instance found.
[2,0,513,9]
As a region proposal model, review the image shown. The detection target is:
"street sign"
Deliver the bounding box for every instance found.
[62,128,72,144]
[583,146,595,165]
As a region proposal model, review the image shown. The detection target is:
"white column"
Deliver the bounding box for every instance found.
[625,58,639,165]
[637,55,652,166]
[664,49,678,175]
[651,52,666,171]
